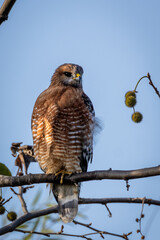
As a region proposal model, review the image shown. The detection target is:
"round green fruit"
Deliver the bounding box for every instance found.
[125,96,136,107]
[125,91,136,99]
[7,211,17,221]
[0,206,5,215]
[132,112,143,123]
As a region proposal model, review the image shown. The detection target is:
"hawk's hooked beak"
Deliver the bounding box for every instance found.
[72,73,81,83]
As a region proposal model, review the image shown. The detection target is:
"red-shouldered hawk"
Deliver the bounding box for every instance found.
[31,63,95,223]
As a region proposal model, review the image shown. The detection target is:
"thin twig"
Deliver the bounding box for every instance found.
[10,186,28,213]
[104,203,112,217]
[16,222,129,240]
[10,187,18,195]
[138,197,146,237]
[134,76,148,92]
[0,196,12,206]
[134,73,160,98]
[147,72,160,98]
[73,220,129,239]
[15,228,50,237]
[125,180,130,191]
[18,187,28,214]
[15,228,100,240]
[24,185,34,191]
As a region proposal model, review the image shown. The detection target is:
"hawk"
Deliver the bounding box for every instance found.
[31,63,96,223]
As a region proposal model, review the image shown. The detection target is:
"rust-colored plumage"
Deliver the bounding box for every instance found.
[31,63,95,223]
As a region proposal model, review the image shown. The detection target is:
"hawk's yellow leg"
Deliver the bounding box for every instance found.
[55,170,72,184]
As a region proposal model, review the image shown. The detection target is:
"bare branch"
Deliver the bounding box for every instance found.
[0,196,159,236]
[1,165,160,188]
[0,196,12,207]
[17,187,28,214]
[0,205,58,236]
[15,228,100,240]
[104,203,112,217]
[79,197,160,206]
[0,0,16,25]
[73,220,128,239]
[147,72,160,98]
[15,229,50,237]
[15,221,129,240]
[135,197,146,238]
[10,186,29,213]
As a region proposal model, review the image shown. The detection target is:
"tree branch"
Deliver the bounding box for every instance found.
[10,187,28,214]
[147,72,160,98]
[79,197,160,206]
[1,165,160,188]
[73,220,131,239]
[0,205,58,236]
[0,197,159,236]
[14,227,129,240]
[15,229,50,237]
[0,0,16,25]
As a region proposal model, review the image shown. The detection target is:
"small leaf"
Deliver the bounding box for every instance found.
[0,163,12,176]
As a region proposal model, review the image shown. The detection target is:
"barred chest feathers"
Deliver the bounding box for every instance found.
[32,86,94,174]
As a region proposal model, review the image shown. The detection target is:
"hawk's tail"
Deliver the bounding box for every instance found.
[52,183,79,223]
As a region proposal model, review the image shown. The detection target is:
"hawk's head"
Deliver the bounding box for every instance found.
[51,63,83,88]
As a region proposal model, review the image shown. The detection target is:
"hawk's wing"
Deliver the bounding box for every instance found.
[80,93,95,172]
[31,90,58,173]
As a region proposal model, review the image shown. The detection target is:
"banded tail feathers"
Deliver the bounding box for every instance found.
[52,183,79,223]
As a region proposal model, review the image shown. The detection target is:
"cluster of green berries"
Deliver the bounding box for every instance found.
[125,91,143,123]
[0,198,17,222]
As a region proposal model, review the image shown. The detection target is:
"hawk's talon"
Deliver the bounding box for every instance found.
[55,170,72,184]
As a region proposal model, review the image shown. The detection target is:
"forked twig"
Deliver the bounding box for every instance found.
[10,186,28,214]
[73,220,130,239]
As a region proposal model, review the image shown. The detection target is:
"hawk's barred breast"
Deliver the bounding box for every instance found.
[32,86,94,175]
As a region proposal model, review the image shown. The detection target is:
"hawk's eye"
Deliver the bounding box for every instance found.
[64,72,72,77]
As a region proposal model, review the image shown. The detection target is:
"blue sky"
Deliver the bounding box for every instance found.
[0,0,160,239]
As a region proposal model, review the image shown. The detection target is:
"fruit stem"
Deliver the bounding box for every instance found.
[133,107,135,113]
[134,76,148,92]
